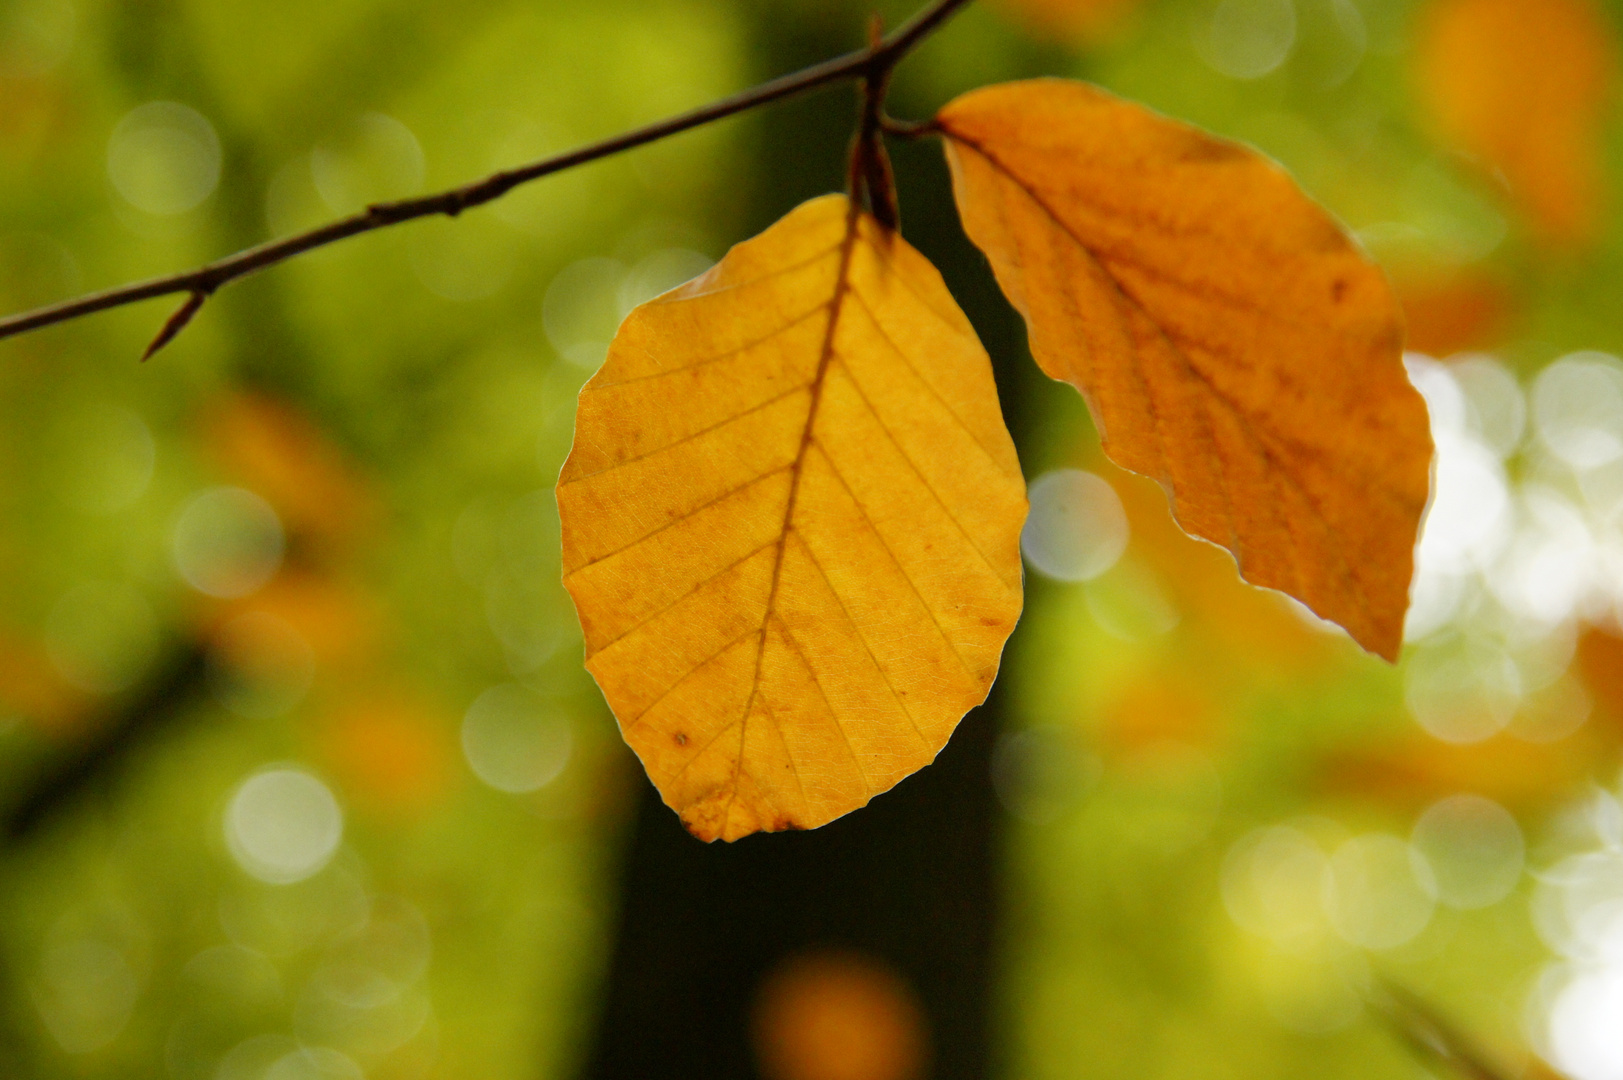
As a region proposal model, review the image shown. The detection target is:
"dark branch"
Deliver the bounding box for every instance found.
[2,644,209,847]
[141,290,207,360]
[878,115,941,140]
[0,0,974,351]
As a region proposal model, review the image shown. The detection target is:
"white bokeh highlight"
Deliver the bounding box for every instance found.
[1410,794,1524,909]
[1323,833,1435,950]
[172,486,284,599]
[107,101,221,216]
[225,767,343,885]
[1534,794,1623,1080]
[1196,0,1297,79]
[1534,353,1623,472]
[461,683,572,794]
[1021,469,1128,582]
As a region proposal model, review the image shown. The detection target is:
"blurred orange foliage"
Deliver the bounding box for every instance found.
[197,570,379,670]
[752,950,928,1080]
[0,628,85,735]
[987,0,1142,45]
[1416,0,1616,250]
[1321,728,1611,813]
[317,692,454,813]
[1577,622,1623,729]
[207,393,378,553]
[0,76,74,156]
[1395,270,1516,357]
[1097,673,1219,751]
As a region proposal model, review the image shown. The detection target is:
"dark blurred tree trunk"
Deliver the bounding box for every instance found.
[575,8,1049,1079]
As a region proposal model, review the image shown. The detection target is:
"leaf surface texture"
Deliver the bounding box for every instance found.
[938,79,1431,660]
[558,194,1026,841]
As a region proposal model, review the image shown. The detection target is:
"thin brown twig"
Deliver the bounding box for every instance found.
[140,289,207,360]
[848,14,902,231]
[0,0,975,353]
[878,115,941,139]
[1371,978,1548,1080]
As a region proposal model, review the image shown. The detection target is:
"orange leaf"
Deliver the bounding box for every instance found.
[1108,464,1344,672]
[1416,0,1616,249]
[558,194,1026,842]
[937,79,1432,661]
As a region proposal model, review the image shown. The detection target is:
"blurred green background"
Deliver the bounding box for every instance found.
[4,0,1623,1077]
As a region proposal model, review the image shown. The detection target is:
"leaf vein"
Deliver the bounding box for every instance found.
[829,356,1015,589]
[844,289,1014,477]
[629,625,763,738]
[771,611,871,796]
[807,440,978,682]
[959,136,1370,614]
[789,529,929,749]
[587,538,779,656]
[560,380,813,485]
[588,303,830,391]
[563,464,791,576]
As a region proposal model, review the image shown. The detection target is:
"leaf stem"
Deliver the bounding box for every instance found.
[849,16,902,230]
[0,0,976,352]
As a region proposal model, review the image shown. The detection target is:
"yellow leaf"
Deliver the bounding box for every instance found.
[937,79,1431,661]
[557,194,1026,842]
[1416,0,1616,250]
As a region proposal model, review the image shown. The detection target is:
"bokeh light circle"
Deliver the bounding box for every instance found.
[1322,833,1435,950]
[1534,352,1623,471]
[544,257,627,370]
[1221,825,1331,945]
[1197,0,1297,80]
[311,113,425,215]
[172,486,284,598]
[461,683,572,793]
[752,950,928,1080]
[1410,794,1523,909]
[1021,469,1128,582]
[107,101,221,215]
[225,767,343,885]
